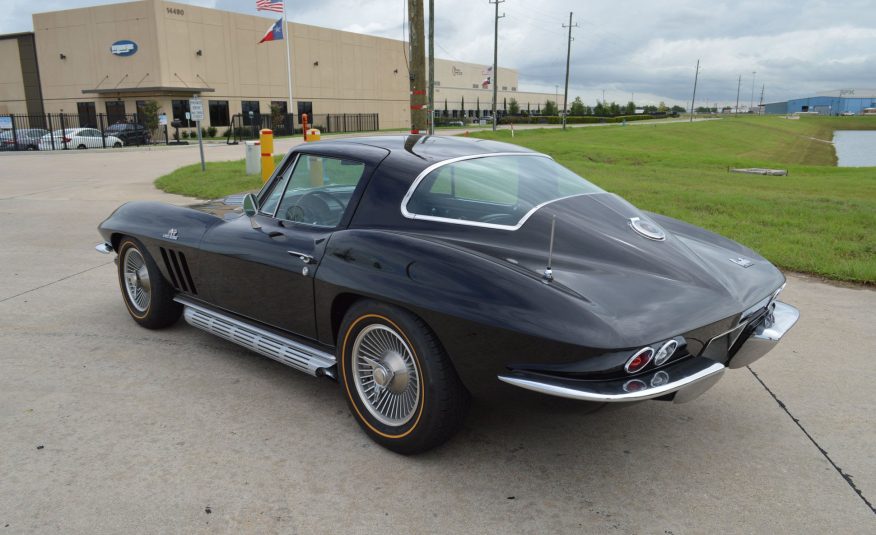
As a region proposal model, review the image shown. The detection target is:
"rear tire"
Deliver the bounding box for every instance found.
[113,142,122,148]
[77,144,86,150]
[116,237,181,329]
[338,300,469,454]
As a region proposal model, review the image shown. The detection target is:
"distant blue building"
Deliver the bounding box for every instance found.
[764,90,876,115]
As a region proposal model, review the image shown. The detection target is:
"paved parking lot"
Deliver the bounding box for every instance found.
[1,142,874,533]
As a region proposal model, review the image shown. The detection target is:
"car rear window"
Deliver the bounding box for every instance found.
[403,154,603,229]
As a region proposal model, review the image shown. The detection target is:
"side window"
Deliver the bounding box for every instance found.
[275,155,366,227]
[258,169,291,216]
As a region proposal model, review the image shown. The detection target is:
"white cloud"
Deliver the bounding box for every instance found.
[3,0,874,106]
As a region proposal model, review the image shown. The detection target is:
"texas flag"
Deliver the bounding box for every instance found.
[259,18,284,43]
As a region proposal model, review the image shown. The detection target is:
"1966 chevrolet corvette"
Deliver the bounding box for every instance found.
[97,135,798,453]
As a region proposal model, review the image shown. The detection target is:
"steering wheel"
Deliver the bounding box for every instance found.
[478,205,523,225]
[285,190,346,225]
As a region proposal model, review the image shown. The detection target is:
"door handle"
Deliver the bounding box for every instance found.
[288,250,316,264]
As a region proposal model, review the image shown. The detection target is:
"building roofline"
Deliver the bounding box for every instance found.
[81,86,215,95]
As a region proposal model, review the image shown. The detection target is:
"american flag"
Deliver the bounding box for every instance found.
[256,0,284,13]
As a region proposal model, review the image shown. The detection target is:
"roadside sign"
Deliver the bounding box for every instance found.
[189,97,205,121]
[188,97,206,172]
[0,116,11,129]
[158,113,167,126]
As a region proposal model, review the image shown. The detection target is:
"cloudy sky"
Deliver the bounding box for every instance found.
[4,0,874,107]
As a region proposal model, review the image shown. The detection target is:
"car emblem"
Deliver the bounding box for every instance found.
[629,217,665,241]
[163,228,179,240]
[729,257,754,268]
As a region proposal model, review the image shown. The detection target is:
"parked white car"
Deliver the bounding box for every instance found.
[38,128,124,150]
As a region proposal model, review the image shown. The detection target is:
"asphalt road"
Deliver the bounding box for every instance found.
[0,140,874,534]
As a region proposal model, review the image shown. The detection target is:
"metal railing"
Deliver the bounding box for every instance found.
[225,112,380,144]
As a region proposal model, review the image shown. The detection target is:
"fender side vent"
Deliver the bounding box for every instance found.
[159,247,198,295]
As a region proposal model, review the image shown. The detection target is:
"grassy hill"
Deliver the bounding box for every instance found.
[470,116,876,284]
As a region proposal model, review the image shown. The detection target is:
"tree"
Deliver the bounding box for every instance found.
[593,101,606,116]
[139,100,160,139]
[670,105,686,114]
[625,101,636,115]
[503,97,507,113]
[608,101,621,116]
[569,96,586,116]
[658,101,668,113]
[543,100,558,116]
[582,105,593,116]
[444,98,448,117]
[643,104,658,114]
[270,103,285,131]
[508,98,520,115]
[476,96,480,116]
[460,96,465,119]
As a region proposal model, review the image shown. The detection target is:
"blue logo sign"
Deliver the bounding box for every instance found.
[111,40,138,57]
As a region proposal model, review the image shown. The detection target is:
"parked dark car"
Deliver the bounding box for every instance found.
[96,135,799,453]
[105,122,151,145]
[0,128,49,151]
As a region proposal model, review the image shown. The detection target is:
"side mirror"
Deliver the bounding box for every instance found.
[242,193,258,217]
[242,193,261,229]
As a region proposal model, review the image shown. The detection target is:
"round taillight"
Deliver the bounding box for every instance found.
[654,340,678,366]
[625,347,654,374]
[623,379,647,393]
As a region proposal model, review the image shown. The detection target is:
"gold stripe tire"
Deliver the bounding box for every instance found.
[115,237,182,330]
[339,300,470,454]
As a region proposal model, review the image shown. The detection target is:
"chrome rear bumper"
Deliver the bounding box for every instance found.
[498,300,799,404]
[498,358,726,404]
[728,301,799,368]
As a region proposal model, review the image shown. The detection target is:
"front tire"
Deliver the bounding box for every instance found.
[116,238,181,329]
[113,142,122,148]
[339,300,469,454]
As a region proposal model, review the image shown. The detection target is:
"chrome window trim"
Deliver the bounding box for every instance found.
[399,152,602,231]
[257,153,299,217]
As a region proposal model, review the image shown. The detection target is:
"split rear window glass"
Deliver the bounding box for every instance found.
[405,155,603,228]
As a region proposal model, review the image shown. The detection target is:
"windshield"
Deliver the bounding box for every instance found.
[404,154,604,229]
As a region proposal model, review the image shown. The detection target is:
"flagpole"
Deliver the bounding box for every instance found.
[282,4,294,118]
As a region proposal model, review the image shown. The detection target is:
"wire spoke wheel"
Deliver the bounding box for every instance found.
[352,324,421,426]
[122,247,151,313]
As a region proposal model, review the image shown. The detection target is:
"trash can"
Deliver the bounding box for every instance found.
[245,140,260,175]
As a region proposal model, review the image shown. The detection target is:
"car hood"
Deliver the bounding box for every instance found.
[415,193,784,342]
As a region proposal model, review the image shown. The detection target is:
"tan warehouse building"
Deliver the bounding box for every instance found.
[0,0,554,131]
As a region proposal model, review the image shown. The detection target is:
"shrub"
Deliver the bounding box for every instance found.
[181,131,189,139]
[207,126,217,138]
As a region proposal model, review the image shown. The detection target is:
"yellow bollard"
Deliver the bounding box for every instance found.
[259,129,274,183]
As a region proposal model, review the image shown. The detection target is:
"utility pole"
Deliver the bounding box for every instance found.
[428,0,435,134]
[689,59,700,123]
[758,84,765,115]
[750,71,756,112]
[561,12,577,130]
[490,0,505,131]
[408,0,427,133]
[735,74,741,115]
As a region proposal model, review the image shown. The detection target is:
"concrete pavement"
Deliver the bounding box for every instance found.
[0,139,873,534]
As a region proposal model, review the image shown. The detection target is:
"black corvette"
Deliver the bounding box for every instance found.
[96,135,798,453]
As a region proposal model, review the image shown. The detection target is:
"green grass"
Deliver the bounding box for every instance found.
[154,154,284,199]
[470,116,876,284]
[154,116,876,284]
